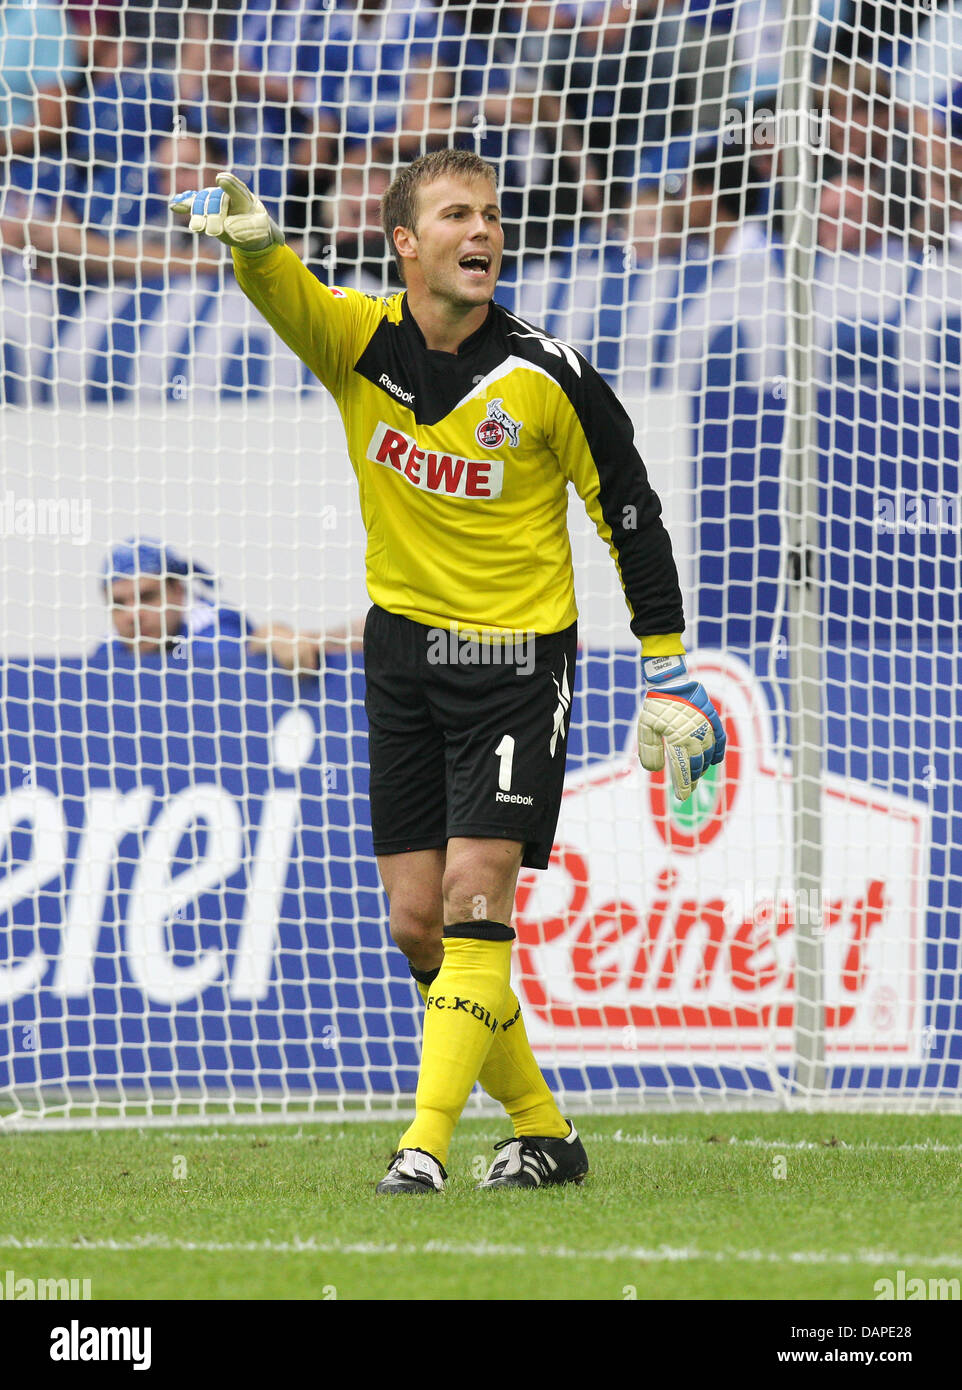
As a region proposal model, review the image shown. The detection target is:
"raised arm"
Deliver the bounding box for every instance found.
[170,170,361,395]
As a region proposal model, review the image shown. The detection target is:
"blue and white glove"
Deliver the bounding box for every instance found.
[637,655,726,801]
[169,172,284,253]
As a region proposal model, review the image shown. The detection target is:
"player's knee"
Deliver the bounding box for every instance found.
[441,853,519,925]
[389,906,441,962]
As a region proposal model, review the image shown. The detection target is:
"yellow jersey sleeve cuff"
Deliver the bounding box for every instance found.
[639,633,686,658]
[231,242,287,266]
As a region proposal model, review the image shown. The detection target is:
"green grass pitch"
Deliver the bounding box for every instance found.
[2,1111,961,1301]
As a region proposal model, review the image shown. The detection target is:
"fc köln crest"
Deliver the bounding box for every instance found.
[476,398,522,449]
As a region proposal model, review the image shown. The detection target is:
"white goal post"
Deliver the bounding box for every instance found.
[1,0,960,1127]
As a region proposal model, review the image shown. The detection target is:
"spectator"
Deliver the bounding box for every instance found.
[913,87,962,245]
[498,220,607,360]
[566,0,703,199]
[890,0,962,116]
[625,179,686,265]
[287,1,466,186]
[738,101,788,233]
[813,162,911,388]
[1,9,226,291]
[63,1,121,37]
[564,0,652,205]
[836,0,921,67]
[67,11,179,175]
[391,63,462,162]
[95,537,361,673]
[596,135,783,395]
[817,60,913,234]
[178,9,308,226]
[2,132,222,288]
[1,153,72,282]
[507,175,687,369]
[455,3,593,254]
[308,155,394,291]
[817,165,886,256]
[0,0,85,159]
[121,0,206,71]
[680,133,759,256]
[729,0,853,108]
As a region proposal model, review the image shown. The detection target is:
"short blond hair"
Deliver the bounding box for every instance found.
[381,148,498,280]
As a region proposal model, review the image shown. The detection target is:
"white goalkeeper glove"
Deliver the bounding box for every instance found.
[169,171,284,253]
[637,654,727,802]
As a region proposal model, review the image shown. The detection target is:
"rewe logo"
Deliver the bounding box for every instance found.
[366,422,503,499]
[513,652,929,1063]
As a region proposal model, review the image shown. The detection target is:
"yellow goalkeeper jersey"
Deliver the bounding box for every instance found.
[233,244,685,650]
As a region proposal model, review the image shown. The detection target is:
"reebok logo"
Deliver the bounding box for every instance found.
[378,373,415,405]
[366,422,504,499]
[496,792,534,806]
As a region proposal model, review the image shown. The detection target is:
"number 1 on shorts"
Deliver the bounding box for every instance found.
[495,734,515,791]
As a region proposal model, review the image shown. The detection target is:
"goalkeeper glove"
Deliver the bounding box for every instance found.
[637,654,726,802]
[169,171,284,253]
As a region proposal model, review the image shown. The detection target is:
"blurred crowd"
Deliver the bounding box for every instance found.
[5,0,962,398]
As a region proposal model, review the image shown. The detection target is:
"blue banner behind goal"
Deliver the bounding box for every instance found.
[0,636,957,1110]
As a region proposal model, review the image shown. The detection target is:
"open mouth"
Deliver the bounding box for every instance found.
[459,253,491,278]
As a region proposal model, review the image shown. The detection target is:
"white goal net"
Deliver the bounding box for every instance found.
[1,0,959,1126]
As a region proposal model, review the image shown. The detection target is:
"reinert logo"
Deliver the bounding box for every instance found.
[50,1320,152,1371]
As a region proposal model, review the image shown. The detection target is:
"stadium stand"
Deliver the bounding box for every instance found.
[2,0,962,403]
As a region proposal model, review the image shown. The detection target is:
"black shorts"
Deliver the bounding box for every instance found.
[363,605,577,870]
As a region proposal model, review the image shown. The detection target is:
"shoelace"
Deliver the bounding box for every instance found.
[490,1137,553,1183]
[392,1150,446,1185]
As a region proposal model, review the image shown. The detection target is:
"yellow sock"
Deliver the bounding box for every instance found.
[479,988,569,1138]
[398,926,513,1166]
[411,973,567,1140]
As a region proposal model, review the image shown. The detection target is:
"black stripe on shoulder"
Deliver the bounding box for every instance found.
[496,309,685,640]
[497,305,589,385]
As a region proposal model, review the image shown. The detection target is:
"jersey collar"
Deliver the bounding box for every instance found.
[400,295,496,359]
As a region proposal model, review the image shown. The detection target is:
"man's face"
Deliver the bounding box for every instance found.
[398,174,504,307]
[630,193,681,262]
[108,576,186,655]
[679,175,715,234]
[827,86,871,163]
[335,163,391,260]
[818,178,874,252]
[154,135,215,204]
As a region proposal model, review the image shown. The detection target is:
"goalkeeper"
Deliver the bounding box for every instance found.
[171,152,726,1195]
